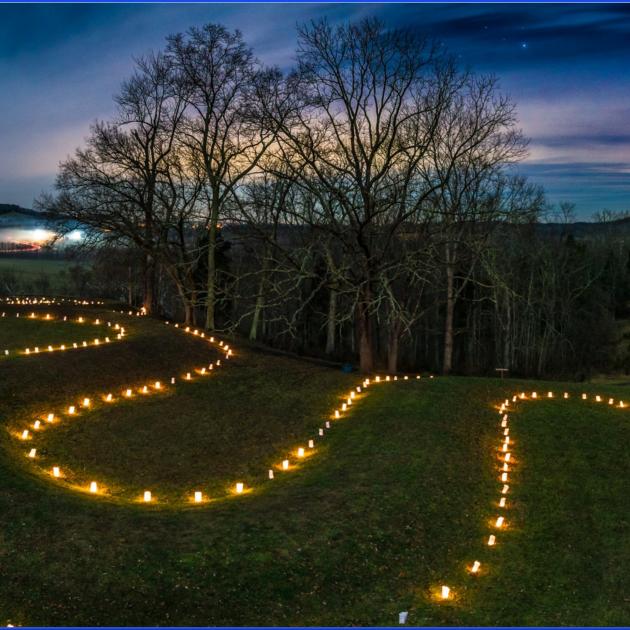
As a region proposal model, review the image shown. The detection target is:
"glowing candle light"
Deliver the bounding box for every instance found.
[60,345,65,351]
[376,376,380,382]
[83,398,90,408]
[471,561,481,574]
[501,419,507,428]
[503,414,508,422]
[609,398,614,405]
[502,463,509,472]
[106,393,112,402]
[171,377,175,384]
[501,472,508,482]
[282,460,289,470]
[350,391,356,399]
[502,443,508,452]
[532,391,537,399]
[488,535,496,546]
[325,421,330,428]
[564,392,569,399]
[347,398,352,406]
[28,448,36,458]
[512,395,517,402]
[142,385,148,394]
[79,317,84,323]
[404,376,408,380]
[48,345,53,352]
[21,430,29,440]
[620,401,625,408]
[155,381,161,390]
[25,348,30,355]
[582,393,587,399]
[52,466,60,478]
[504,436,510,444]
[298,447,305,457]
[504,428,509,436]
[547,391,553,398]
[68,405,76,415]
[33,420,40,430]
[94,339,100,345]
[335,410,340,419]
[235,482,244,494]
[357,386,362,392]
[502,484,509,494]
[105,337,110,343]
[308,439,314,448]
[499,497,506,507]
[268,470,274,479]
[440,586,450,599]
[200,367,206,375]
[143,491,152,502]
[125,389,132,398]
[216,360,221,366]
[505,453,511,462]
[83,341,87,347]
[342,403,347,411]
[186,372,191,380]
[495,516,504,528]
[90,482,98,493]
[386,376,390,381]
[194,491,202,503]
[318,428,324,436]
[596,395,601,402]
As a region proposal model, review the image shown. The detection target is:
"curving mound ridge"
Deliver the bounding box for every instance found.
[0,298,628,627]
[2,301,425,506]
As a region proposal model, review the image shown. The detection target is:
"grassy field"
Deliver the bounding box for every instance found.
[0,313,111,356]
[0,303,628,626]
[0,258,74,294]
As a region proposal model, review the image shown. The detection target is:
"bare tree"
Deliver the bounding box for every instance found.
[166,24,281,330]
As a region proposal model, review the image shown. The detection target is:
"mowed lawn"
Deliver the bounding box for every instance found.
[0,312,111,355]
[0,305,628,626]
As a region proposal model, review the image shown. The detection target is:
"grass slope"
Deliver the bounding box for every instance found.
[0,314,107,355]
[0,306,628,626]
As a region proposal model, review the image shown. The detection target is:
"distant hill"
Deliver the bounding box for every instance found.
[0,204,43,217]
[0,204,52,227]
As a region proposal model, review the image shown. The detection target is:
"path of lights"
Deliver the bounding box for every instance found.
[432,388,625,609]
[1,309,125,358]
[8,300,430,506]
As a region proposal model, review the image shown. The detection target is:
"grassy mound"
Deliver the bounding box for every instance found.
[0,305,628,626]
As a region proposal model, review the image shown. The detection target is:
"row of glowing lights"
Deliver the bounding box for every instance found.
[17,318,236,502]
[1,311,124,356]
[435,395,514,604]
[0,297,103,306]
[24,368,423,502]
[435,387,625,605]
[18,313,428,503]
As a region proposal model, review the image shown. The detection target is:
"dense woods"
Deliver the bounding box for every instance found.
[32,18,630,378]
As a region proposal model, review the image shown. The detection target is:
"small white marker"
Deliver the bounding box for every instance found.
[398,611,408,625]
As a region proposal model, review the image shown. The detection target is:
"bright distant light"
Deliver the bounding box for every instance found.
[31,228,53,242]
[67,230,83,242]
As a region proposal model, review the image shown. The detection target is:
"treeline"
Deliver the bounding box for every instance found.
[39,18,629,377]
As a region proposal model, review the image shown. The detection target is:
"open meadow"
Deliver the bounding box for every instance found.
[0,300,628,626]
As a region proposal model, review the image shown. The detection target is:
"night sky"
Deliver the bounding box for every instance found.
[1,3,629,219]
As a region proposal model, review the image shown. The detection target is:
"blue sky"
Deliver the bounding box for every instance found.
[1,3,629,218]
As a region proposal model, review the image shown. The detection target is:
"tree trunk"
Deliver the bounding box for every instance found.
[325,287,337,355]
[356,286,374,373]
[387,319,401,374]
[249,291,264,341]
[142,253,155,315]
[205,188,220,331]
[127,265,133,306]
[443,260,455,375]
